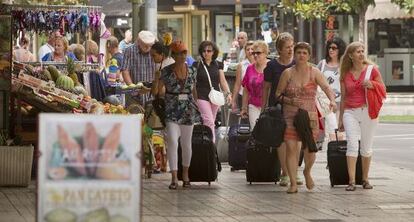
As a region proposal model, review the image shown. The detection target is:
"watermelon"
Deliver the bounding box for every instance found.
[56,75,75,91]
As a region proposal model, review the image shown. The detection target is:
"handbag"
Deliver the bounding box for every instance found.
[201,61,225,106]
[251,95,286,147]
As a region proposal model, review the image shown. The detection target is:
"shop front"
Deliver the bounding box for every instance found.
[366,0,414,91]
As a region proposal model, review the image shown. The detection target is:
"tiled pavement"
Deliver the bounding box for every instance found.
[3,148,414,222]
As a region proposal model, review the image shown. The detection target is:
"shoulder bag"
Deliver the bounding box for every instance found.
[201,61,226,106]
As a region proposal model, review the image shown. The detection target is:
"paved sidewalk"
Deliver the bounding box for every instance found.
[2,149,414,222]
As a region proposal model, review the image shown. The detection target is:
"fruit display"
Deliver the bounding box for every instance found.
[11,62,132,115]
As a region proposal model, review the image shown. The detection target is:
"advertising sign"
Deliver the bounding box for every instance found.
[37,114,142,222]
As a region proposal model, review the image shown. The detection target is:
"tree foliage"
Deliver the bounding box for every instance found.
[279,0,413,20]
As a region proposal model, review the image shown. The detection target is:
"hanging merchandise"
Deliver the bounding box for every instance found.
[11,6,101,36]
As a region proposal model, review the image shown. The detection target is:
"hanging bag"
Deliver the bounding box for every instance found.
[201,61,226,106]
[251,95,286,147]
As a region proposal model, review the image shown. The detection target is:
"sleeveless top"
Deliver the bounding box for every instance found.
[283,66,319,141]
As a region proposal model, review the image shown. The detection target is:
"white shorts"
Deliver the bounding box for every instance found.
[324,112,338,134]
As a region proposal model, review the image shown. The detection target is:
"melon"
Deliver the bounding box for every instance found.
[47,65,61,82]
[56,75,75,91]
[40,69,52,81]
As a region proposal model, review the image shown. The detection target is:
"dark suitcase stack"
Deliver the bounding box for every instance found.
[246,139,280,184]
[228,124,250,171]
[327,132,362,187]
[178,125,221,184]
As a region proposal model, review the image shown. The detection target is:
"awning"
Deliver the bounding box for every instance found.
[366,0,414,20]
[200,0,276,5]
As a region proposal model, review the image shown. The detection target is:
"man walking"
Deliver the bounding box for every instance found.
[121,30,156,106]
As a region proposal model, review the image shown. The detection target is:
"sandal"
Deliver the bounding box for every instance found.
[182,181,191,188]
[362,180,373,189]
[168,182,178,190]
[279,176,289,187]
[345,183,356,191]
[287,186,298,194]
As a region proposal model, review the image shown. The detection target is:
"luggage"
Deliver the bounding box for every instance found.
[228,123,250,171]
[327,131,362,187]
[216,108,231,162]
[252,103,286,148]
[178,125,221,184]
[246,139,280,184]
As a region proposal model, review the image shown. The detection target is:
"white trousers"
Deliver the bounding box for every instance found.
[343,107,378,157]
[165,122,194,171]
[248,104,261,130]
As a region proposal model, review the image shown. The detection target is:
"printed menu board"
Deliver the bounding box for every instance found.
[37,114,142,222]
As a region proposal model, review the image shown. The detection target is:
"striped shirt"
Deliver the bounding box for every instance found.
[121,43,155,84]
[120,43,155,104]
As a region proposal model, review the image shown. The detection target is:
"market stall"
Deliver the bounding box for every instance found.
[0,3,159,184]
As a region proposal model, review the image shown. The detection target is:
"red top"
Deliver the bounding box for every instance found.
[342,66,380,109]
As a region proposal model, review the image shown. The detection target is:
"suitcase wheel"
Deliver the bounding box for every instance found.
[208,182,211,186]
[331,183,334,187]
[249,182,252,185]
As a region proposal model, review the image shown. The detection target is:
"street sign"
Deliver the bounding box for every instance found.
[37,114,142,222]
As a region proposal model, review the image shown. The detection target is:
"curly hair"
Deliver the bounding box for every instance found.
[198,40,219,61]
[325,37,346,63]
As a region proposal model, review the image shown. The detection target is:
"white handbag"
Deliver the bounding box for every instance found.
[202,61,225,106]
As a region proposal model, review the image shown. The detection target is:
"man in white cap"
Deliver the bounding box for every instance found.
[121,30,156,105]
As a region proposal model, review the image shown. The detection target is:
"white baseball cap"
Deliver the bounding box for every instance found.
[138,30,156,45]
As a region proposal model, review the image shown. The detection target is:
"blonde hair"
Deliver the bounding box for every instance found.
[253,40,269,55]
[55,36,69,52]
[275,32,293,52]
[339,41,374,81]
[244,40,254,53]
[85,40,99,56]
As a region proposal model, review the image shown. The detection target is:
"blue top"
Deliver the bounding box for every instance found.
[160,64,201,125]
[42,52,78,62]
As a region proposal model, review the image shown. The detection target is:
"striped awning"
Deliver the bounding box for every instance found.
[366,0,414,20]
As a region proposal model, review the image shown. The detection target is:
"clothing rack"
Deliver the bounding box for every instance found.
[10,4,102,11]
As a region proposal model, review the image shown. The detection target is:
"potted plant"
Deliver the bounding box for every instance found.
[0,130,34,187]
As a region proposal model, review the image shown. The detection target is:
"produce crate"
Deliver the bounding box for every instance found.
[0,145,34,187]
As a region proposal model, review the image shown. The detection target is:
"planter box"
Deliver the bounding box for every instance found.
[0,145,34,187]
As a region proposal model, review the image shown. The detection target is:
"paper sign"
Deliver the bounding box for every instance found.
[37,114,142,222]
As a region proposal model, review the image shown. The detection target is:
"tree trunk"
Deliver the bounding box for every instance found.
[358,7,368,52]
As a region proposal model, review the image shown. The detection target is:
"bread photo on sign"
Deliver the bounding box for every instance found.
[47,123,130,180]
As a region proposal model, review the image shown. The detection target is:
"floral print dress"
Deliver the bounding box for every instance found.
[160,64,201,125]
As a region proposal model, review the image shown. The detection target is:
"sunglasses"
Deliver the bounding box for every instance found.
[203,49,213,53]
[252,51,263,56]
[329,46,338,50]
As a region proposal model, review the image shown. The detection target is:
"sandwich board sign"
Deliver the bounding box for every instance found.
[37,114,142,222]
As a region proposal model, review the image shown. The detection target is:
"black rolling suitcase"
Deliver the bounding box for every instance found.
[327,131,362,187]
[246,139,280,184]
[178,125,221,184]
[228,124,250,171]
